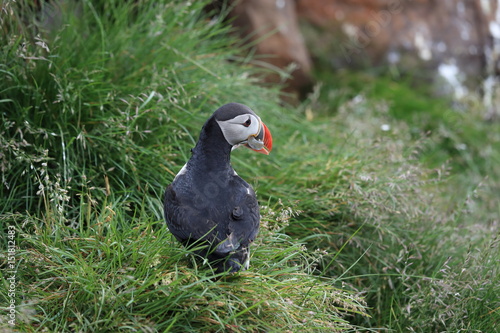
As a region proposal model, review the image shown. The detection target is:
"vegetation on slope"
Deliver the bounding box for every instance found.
[1,1,366,332]
[1,0,499,332]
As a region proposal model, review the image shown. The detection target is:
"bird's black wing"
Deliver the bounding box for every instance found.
[164,174,260,254]
[164,181,218,245]
[226,176,260,247]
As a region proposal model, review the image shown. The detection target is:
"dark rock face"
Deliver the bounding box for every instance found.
[297,0,499,99]
[225,0,499,105]
[227,0,314,101]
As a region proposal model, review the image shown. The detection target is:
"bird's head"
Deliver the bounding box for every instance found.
[214,103,273,155]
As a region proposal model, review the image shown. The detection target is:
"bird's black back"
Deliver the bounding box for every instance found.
[164,168,260,272]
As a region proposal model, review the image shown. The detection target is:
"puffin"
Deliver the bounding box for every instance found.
[164,103,273,273]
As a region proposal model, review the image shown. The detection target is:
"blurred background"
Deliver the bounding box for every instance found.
[215,0,499,114]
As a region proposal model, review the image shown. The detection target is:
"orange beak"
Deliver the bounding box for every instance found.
[245,121,273,155]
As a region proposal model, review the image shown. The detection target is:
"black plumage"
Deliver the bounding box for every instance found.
[164,103,271,273]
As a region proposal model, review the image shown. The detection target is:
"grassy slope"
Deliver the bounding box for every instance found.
[301,68,500,330]
[0,1,366,332]
[1,0,499,332]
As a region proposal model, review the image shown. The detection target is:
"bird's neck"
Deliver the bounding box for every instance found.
[188,116,233,173]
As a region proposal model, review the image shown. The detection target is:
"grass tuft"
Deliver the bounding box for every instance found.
[3,199,368,332]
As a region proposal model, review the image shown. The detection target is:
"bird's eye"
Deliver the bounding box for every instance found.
[243,118,251,127]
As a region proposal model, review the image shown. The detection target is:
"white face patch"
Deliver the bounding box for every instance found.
[216,114,261,146]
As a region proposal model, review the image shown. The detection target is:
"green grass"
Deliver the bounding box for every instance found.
[290,65,500,330]
[1,0,499,332]
[0,1,367,332]
[4,199,366,332]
